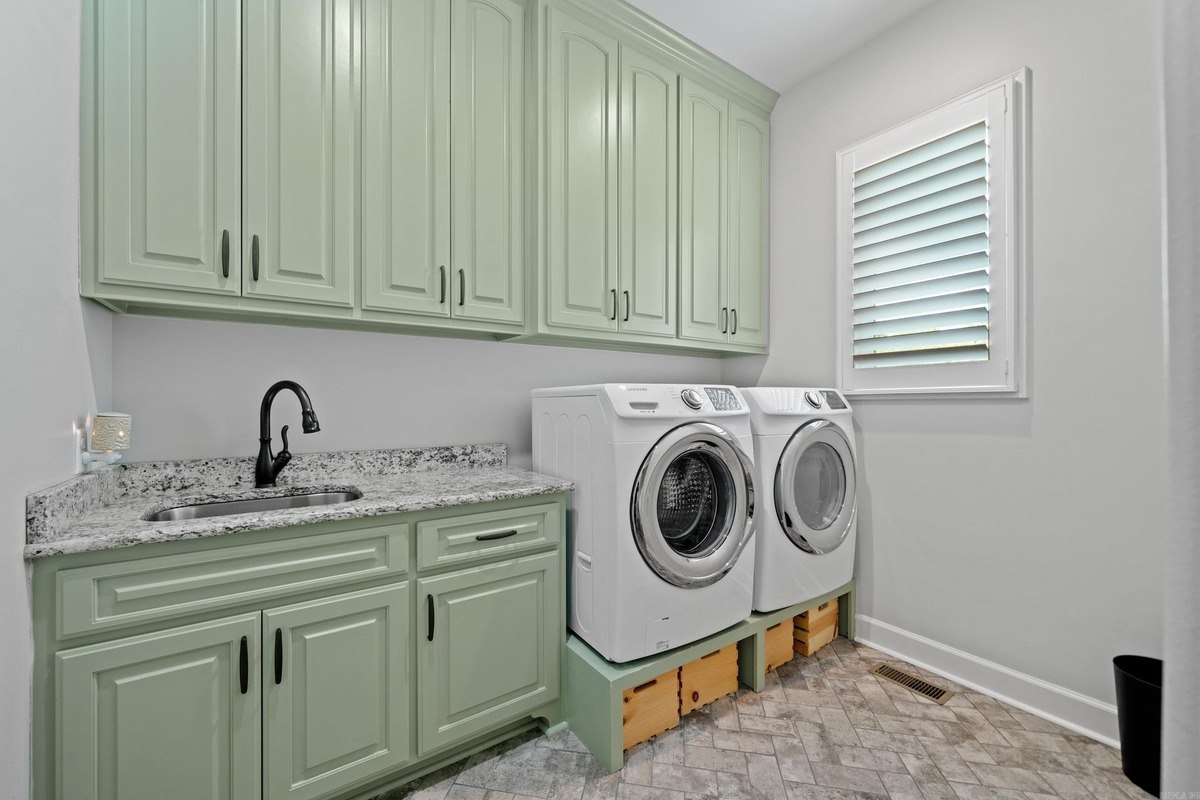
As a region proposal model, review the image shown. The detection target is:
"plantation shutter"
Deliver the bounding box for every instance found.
[850,121,991,369]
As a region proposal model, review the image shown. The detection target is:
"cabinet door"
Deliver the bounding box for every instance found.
[93,0,240,294]
[451,0,526,325]
[418,552,560,753]
[545,7,619,332]
[57,614,260,800]
[264,584,411,800]
[361,0,451,317]
[678,77,729,344]
[728,102,769,348]
[618,46,677,338]
[243,0,356,306]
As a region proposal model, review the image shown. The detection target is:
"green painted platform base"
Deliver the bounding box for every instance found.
[563,580,856,773]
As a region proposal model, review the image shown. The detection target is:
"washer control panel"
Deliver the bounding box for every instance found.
[605,384,747,417]
[804,390,823,409]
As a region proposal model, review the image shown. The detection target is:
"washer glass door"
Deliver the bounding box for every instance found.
[632,422,756,588]
[775,420,856,554]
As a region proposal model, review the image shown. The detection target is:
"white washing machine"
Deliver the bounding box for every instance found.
[532,384,757,663]
[741,388,857,613]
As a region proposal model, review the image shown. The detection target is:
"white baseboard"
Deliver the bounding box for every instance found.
[855,615,1119,748]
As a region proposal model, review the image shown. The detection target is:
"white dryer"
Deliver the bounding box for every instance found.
[532,384,757,663]
[741,388,857,613]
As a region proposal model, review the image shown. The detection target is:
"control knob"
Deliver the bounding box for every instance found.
[804,390,823,409]
[681,388,704,410]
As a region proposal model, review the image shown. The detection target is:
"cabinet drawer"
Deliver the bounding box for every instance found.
[416,503,560,571]
[57,523,409,639]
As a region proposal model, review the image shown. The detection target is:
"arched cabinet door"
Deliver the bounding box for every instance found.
[450,0,526,325]
[679,76,729,344]
[544,6,620,333]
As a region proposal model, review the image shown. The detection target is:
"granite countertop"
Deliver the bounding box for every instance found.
[25,444,572,559]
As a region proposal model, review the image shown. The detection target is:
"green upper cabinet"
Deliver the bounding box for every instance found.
[728,102,769,348]
[263,584,411,800]
[544,7,620,333]
[242,0,357,307]
[618,45,677,338]
[361,0,451,317]
[56,613,261,800]
[450,0,526,325]
[88,0,241,295]
[81,0,773,352]
[417,551,560,753]
[679,77,729,344]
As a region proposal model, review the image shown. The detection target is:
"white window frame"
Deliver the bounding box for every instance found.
[835,69,1029,398]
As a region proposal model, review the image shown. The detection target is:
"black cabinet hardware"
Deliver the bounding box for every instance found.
[610,289,617,320]
[439,265,446,304]
[721,307,729,333]
[239,636,248,694]
[427,594,435,641]
[731,308,738,335]
[221,230,230,279]
[251,234,260,281]
[623,291,630,322]
[458,269,465,306]
[475,529,518,542]
[273,628,283,685]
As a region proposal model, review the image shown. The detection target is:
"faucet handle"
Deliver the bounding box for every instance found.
[273,425,292,475]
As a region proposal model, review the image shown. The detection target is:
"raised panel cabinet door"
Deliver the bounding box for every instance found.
[263,583,411,800]
[361,0,451,317]
[728,103,769,348]
[451,0,525,325]
[92,0,240,294]
[243,0,357,306]
[618,46,677,338]
[417,551,560,753]
[545,7,619,332]
[678,77,729,344]
[56,614,260,800]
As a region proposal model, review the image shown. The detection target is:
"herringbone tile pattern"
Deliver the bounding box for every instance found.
[376,638,1150,800]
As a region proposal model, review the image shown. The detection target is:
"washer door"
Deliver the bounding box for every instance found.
[775,420,857,554]
[631,422,756,588]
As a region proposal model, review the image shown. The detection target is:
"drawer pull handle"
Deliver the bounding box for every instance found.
[427,594,435,641]
[239,635,248,694]
[623,291,630,322]
[731,308,738,335]
[458,269,465,307]
[439,265,446,304]
[273,628,283,685]
[610,289,617,321]
[252,234,260,282]
[475,529,519,542]
[221,230,230,279]
[721,307,729,333]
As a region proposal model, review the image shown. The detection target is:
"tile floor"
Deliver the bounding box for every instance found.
[376,638,1150,800]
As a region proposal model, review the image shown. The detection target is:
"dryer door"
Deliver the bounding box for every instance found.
[775,420,857,554]
[631,422,756,588]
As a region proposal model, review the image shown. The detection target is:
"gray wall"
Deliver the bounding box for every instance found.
[726,0,1165,738]
[111,316,722,468]
[1162,0,1200,789]
[0,1,113,796]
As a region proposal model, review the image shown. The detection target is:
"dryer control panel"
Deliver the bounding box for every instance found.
[602,384,749,418]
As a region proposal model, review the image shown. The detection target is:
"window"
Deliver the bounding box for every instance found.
[836,69,1028,397]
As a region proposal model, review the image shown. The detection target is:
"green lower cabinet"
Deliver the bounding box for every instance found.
[56,613,261,800]
[418,551,560,753]
[264,584,412,800]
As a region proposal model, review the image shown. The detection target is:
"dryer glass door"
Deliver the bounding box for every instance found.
[632,422,756,588]
[775,420,857,554]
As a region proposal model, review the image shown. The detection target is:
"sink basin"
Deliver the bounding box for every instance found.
[146,490,363,522]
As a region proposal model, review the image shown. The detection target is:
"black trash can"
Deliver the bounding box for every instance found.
[1113,655,1162,797]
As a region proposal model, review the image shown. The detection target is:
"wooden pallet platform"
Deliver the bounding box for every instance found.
[563,579,855,773]
[794,598,839,656]
[765,619,794,671]
[680,644,738,714]
[622,668,680,749]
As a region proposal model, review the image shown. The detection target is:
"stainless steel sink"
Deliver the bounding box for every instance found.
[145,490,363,522]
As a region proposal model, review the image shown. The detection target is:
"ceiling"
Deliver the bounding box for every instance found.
[625,0,939,93]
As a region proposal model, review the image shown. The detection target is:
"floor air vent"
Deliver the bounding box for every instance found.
[869,662,954,705]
